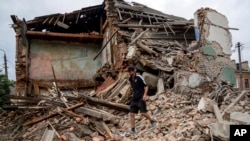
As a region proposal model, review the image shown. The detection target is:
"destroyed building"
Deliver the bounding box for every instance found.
[1,0,250,141]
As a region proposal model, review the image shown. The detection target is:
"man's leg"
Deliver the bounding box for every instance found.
[129,102,138,133]
[141,113,156,127]
[140,112,152,120]
[139,100,156,127]
[130,112,135,129]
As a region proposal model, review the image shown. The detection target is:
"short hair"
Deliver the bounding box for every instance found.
[127,66,136,72]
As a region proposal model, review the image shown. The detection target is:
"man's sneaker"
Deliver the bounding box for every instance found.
[151,120,157,127]
[130,128,136,134]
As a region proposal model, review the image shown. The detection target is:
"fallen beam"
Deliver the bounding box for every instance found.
[93,29,118,60]
[2,105,49,110]
[26,31,103,43]
[213,104,223,122]
[78,93,129,112]
[129,28,149,45]
[75,107,115,121]
[222,90,247,116]
[23,102,84,126]
[117,24,189,29]
[137,41,159,56]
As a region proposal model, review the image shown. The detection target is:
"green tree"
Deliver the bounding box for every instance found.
[0,70,13,107]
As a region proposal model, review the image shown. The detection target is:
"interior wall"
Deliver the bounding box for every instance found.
[29,39,102,80]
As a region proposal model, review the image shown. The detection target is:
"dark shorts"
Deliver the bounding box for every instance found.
[130,100,147,114]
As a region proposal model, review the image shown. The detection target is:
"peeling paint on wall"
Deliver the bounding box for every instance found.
[206,11,232,55]
[203,46,216,56]
[29,40,102,80]
[221,66,236,84]
[208,26,232,55]
[207,11,229,28]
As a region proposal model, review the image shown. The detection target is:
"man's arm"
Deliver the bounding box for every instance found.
[143,85,148,101]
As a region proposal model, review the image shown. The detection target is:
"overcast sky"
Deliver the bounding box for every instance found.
[0,0,249,80]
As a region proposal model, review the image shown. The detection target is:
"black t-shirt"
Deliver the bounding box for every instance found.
[129,74,147,102]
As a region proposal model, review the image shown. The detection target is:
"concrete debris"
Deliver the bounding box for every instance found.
[198,97,217,112]
[2,1,248,141]
[230,112,250,124]
[209,122,230,141]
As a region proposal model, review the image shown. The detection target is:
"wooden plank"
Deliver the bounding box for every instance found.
[129,28,149,45]
[165,22,176,35]
[117,24,189,29]
[33,84,40,95]
[2,105,49,110]
[48,121,60,138]
[23,102,84,126]
[107,79,127,100]
[75,107,115,121]
[162,24,169,36]
[40,128,55,141]
[119,11,165,21]
[54,15,61,26]
[51,65,61,98]
[78,93,129,112]
[222,90,247,116]
[102,19,108,31]
[120,17,132,24]
[93,29,118,60]
[137,41,158,56]
[56,21,69,29]
[101,121,114,139]
[119,84,131,103]
[116,8,123,20]
[213,104,223,122]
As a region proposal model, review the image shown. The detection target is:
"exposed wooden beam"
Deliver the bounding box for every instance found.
[93,29,118,60]
[117,24,189,29]
[26,31,103,43]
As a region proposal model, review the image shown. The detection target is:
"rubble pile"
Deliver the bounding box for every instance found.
[1,84,250,141]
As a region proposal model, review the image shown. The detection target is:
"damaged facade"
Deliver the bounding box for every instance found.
[1,0,249,141]
[11,1,236,96]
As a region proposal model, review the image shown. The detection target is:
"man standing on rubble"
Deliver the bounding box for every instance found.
[127,66,156,133]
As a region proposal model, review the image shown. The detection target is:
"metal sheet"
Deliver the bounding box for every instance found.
[29,39,102,80]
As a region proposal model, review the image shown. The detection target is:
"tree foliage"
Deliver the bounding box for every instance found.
[0,70,13,107]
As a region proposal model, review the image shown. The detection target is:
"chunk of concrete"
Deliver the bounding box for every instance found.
[177,71,208,88]
[188,73,207,88]
[40,128,55,141]
[126,45,136,59]
[213,104,223,122]
[156,78,165,95]
[197,97,216,112]
[210,122,229,141]
[230,112,250,124]
[142,72,159,88]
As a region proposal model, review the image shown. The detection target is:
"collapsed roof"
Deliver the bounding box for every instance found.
[10,0,196,95]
